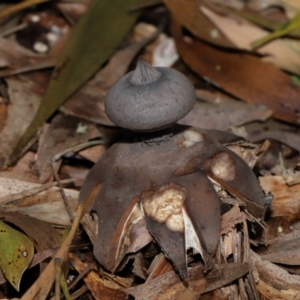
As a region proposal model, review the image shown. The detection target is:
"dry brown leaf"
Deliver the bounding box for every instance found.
[60,164,90,187]
[0,151,38,183]
[0,36,65,77]
[0,36,44,75]
[35,113,102,182]
[179,90,272,130]
[78,144,106,164]
[0,177,78,226]
[261,237,300,265]
[0,76,41,169]
[146,253,174,281]
[163,0,234,47]
[172,22,300,125]
[247,130,300,152]
[200,5,300,75]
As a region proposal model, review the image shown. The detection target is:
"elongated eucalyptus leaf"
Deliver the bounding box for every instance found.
[10,0,146,163]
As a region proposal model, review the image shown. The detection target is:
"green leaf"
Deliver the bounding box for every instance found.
[251,11,300,49]
[0,220,34,291]
[10,0,146,163]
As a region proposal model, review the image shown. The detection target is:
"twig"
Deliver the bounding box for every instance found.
[52,161,74,223]
[68,261,94,290]
[0,22,28,37]
[51,140,106,223]
[70,285,89,300]
[52,140,105,162]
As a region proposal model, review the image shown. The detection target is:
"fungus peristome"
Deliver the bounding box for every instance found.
[105,58,196,132]
[79,58,268,279]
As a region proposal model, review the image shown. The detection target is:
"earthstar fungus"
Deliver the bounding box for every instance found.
[79,58,268,279]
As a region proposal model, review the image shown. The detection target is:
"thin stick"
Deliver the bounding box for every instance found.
[68,261,94,290]
[52,161,74,223]
[52,140,105,162]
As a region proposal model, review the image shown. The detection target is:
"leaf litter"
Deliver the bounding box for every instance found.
[0,0,300,299]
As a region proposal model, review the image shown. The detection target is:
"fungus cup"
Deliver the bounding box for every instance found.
[79,58,269,279]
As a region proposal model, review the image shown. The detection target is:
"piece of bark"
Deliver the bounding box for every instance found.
[127,263,249,300]
[259,175,300,221]
[147,253,174,282]
[69,253,127,300]
[220,205,245,235]
[133,252,148,280]
[251,250,300,299]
